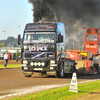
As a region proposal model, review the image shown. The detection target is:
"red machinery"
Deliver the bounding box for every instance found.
[85,28,100,55]
[65,28,100,75]
[84,27,100,74]
[66,50,94,74]
[66,50,88,60]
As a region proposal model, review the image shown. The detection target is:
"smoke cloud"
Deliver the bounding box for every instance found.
[28,0,100,47]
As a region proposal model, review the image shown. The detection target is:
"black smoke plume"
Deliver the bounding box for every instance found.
[28,0,100,49]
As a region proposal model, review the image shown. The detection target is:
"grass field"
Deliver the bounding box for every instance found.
[0,64,21,68]
[0,60,21,69]
[10,80,100,100]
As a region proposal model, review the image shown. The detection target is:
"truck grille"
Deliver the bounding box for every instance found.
[30,61,45,67]
[29,60,49,67]
[23,52,55,59]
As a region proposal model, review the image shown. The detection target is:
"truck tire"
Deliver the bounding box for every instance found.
[57,62,64,78]
[90,67,94,74]
[23,71,32,77]
[97,67,100,74]
[24,74,31,77]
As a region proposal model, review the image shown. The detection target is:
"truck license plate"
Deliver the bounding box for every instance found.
[34,68,43,70]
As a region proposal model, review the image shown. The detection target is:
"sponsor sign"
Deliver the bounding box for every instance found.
[66,51,79,60]
[29,46,48,51]
[86,45,97,49]
[25,24,56,31]
[69,72,78,92]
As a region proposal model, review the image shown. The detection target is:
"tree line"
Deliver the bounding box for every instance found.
[0,37,18,47]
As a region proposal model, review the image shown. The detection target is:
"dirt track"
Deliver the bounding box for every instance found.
[0,68,100,99]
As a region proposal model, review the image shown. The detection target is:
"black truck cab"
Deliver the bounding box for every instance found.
[18,22,75,78]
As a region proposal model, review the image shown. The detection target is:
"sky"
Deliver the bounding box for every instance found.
[0,0,33,40]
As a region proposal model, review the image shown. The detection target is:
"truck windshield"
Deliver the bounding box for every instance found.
[23,32,56,43]
[86,35,98,41]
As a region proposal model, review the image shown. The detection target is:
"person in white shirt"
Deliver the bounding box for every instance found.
[4,52,8,67]
[93,36,97,41]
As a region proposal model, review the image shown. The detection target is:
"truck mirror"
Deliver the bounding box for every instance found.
[61,35,63,42]
[58,34,61,42]
[58,34,62,42]
[58,34,63,42]
[18,34,21,45]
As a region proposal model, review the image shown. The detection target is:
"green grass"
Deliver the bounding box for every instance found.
[10,80,100,100]
[0,64,21,68]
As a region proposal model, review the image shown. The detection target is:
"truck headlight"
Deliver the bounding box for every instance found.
[38,62,41,66]
[42,62,45,66]
[34,62,38,66]
[23,60,28,64]
[24,46,28,49]
[30,62,34,66]
[50,60,55,64]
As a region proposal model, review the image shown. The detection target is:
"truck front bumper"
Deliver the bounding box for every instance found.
[22,64,58,73]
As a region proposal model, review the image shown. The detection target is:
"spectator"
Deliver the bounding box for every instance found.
[15,51,18,62]
[4,52,8,67]
[13,53,16,60]
[11,53,13,60]
[7,52,10,61]
[93,36,97,41]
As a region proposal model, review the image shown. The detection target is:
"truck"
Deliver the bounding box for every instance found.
[85,28,100,55]
[85,27,100,74]
[18,22,77,78]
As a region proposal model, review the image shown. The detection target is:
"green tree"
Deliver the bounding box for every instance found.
[0,43,4,47]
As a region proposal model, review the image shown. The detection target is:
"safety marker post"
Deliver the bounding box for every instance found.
[69,72,78,92]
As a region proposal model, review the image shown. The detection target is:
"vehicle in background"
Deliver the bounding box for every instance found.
[89,53,100,74]
[66,50,95,74]
[65,28,100,75]
[0,51,4,60]
[85,28,100,55]
[18,51,21,60]
[84,28,100,74]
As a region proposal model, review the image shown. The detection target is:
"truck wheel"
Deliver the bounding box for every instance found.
[23,71,32,77]
[90,67,94,74]
[57,62,64,78]
[24,74,31,77]
[97,67,100,74]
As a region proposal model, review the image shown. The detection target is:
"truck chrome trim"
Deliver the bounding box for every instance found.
[23,52,55,59]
